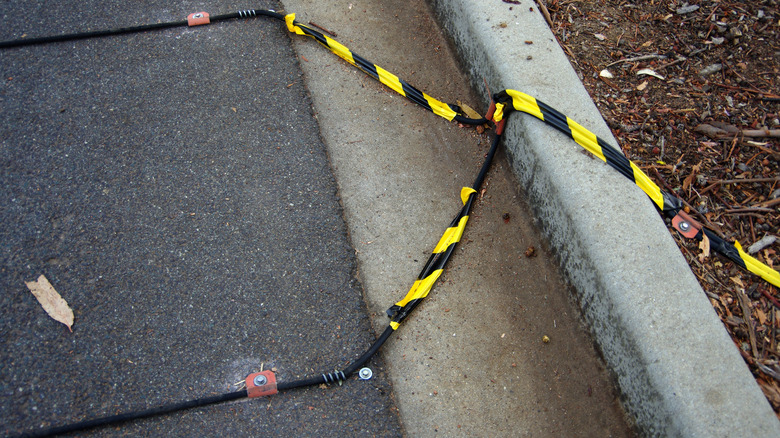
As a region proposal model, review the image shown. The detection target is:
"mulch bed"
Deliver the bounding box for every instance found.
[536,0,780,415]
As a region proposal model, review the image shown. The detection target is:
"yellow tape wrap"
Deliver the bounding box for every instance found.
[376,65,404,96]
[630,162,665,209]
[508,90,544,120]
[460,187,476,205]
[324,35,356,66]
[284,13,305,35]
[735,241,780,287]
[567,117,605,161]
[393,269,444,309]
[427,97,458,121]
[433,216,469,254]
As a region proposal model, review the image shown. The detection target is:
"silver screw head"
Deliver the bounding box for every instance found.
[358,367,373,380]
[679,221,690,232]
[193,13,203,18]
[253,374,267,386]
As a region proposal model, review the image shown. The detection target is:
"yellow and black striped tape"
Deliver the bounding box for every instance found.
[386,187,477,329]
[492,89,780,288]
[284,13,461,121]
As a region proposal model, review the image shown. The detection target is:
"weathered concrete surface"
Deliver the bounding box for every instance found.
[428,0,780,436]
[283,0,633,436]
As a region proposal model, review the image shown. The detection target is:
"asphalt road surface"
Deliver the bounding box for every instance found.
[0,1,402,436]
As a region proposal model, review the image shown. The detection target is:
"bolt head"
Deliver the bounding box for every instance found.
[358,367,373,380]
[679,221,690,231]
[253,374,267,386]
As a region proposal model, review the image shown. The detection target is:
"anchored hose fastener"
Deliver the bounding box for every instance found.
[187,12,211,26]
[358,367,373,380]
[671,210,702,239]
[246,370,277,398]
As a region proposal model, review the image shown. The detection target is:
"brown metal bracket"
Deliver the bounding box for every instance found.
[187,12,211,26]
[671,210,702,239]
[245,370,278,398]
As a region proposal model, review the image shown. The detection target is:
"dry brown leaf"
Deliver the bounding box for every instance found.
[730,276,745,289]
[457,101,483,120]
[25,275,74,331]
[682,162,702,190]
[756,308,768,325]
[698,233,711,262]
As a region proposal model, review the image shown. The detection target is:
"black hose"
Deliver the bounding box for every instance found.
[278,326,395,391]
[454,114,489,125]
[473,132,502,191]
[17,390,247,438]
[0,9,285,49]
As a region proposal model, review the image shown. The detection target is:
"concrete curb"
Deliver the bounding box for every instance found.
[428,0,780,436]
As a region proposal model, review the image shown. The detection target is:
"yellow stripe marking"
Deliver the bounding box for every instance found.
[630,162,665,209]
[461,187,476,205]
[375,65,405,96]
[735,241,780,287]
[567,118,606,162]
[507,90,544,120]
[425,95,457,120]
[433,216,469,254]
[394,269,444,309]
[324,36,356,66]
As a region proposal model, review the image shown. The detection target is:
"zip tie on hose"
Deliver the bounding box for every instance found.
[282,13,487,126]
[490,89,780,288]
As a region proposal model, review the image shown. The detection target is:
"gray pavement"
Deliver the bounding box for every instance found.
[283,0,631,436]
[0,1,401,436]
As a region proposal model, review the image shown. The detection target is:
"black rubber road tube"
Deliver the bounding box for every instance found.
[0,10,285,49]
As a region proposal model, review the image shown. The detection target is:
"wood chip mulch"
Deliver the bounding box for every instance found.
[538,0,780,415]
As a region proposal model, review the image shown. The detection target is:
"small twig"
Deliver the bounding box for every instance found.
[738,290,760,360]
[741,129,780,138]
[655,56,687,72]
[757,198,780,208]
[535,0,554,29]
[712,177,780,185]
[761,288,780,310]
[725,207,776,214]
[308,21,337,37]
[711,82,779,99]
[605,54,664,68]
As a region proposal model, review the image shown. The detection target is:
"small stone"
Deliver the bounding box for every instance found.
[748,235,777,254]
[676,5,700,14]
[699,64,723,76]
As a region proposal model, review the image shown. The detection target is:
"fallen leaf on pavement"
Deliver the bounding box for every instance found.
[698,233,710,262]
[25,275,74,331]
[457,101,483,120]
